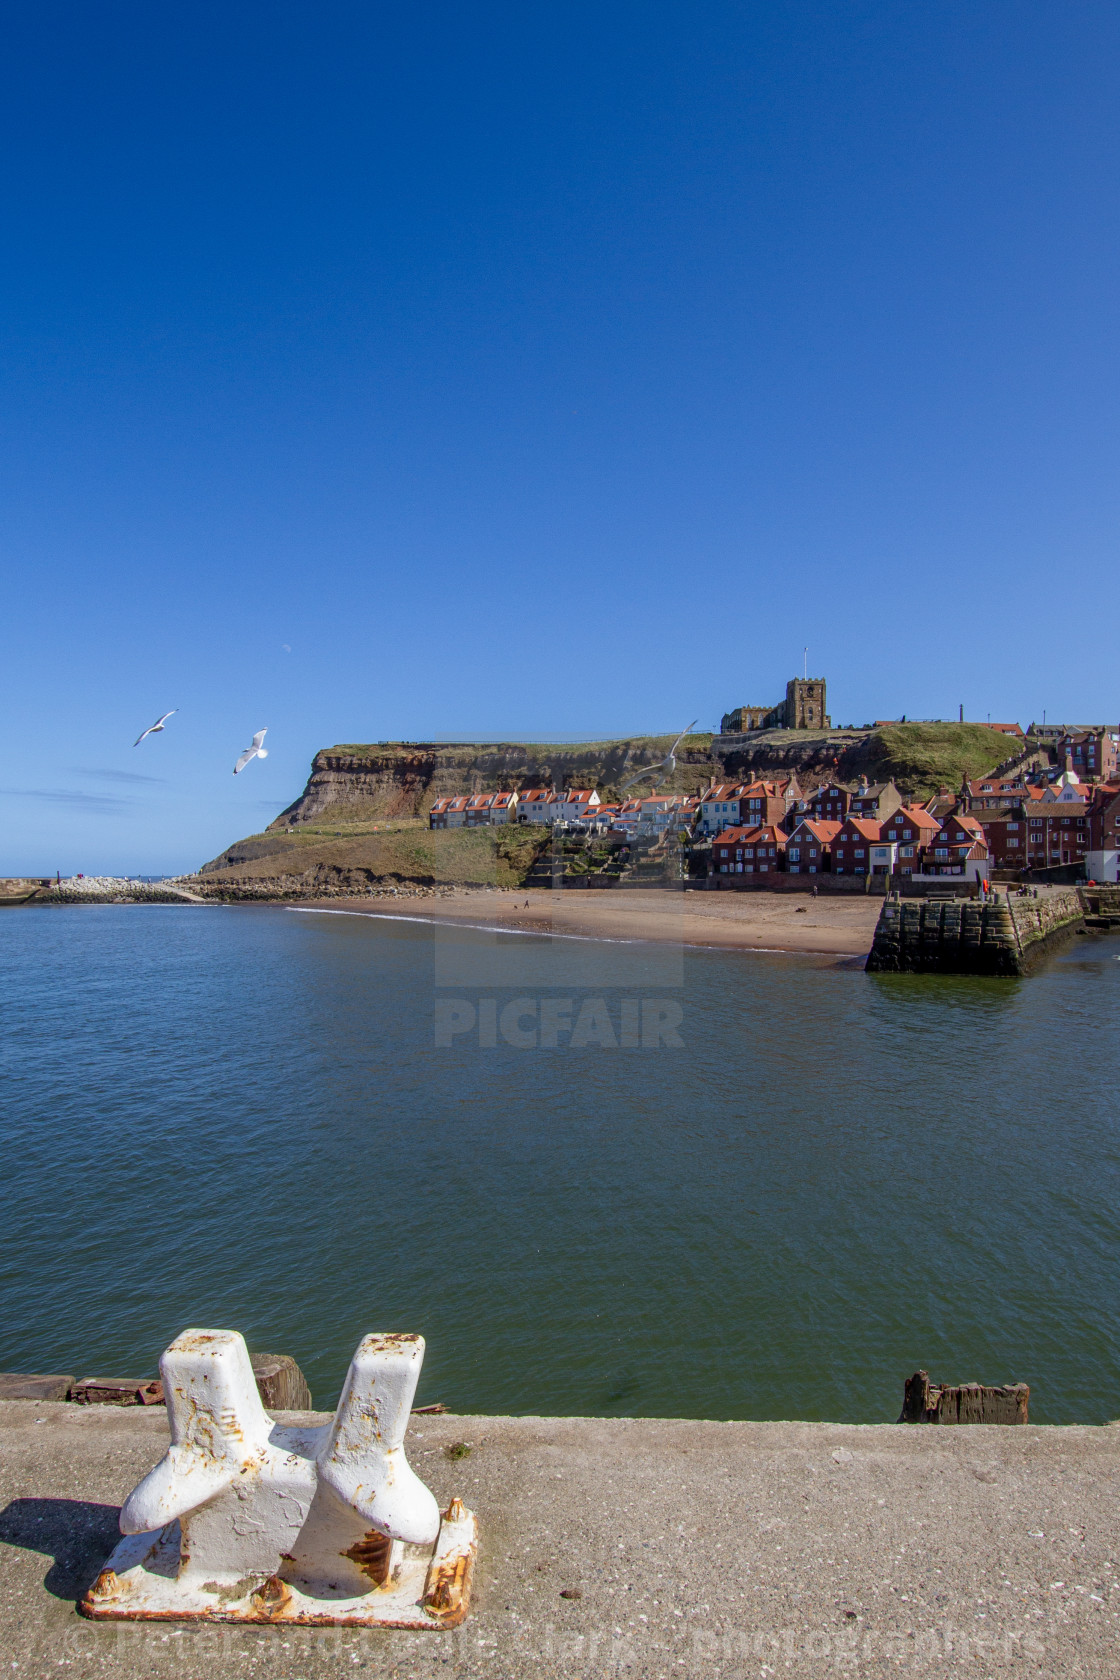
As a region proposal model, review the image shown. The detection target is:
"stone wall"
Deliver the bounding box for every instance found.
[1007,890,1084,957]
[704,872,881,895]
[866,889,1084,976]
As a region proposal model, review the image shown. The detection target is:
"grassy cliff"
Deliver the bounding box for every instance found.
[862,724,1023,798]
[197,818,550,890]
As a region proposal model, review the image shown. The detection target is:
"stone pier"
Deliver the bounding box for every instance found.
[865,889,1085,975]
[3,1401,1120,1677]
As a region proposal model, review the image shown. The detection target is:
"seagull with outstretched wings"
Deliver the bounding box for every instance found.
[133,710,178,747]
[619,719,699,792]
[234,729,269,774]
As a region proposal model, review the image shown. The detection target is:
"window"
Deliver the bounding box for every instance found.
[902,829,912,840]
[1008,822,1019,830]
[789,848,800,860]
[854,848,865,858]
[809,848,818,858]
[901,845,913,857]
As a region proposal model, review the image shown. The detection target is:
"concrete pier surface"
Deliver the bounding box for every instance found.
[2,1403,1119,1678]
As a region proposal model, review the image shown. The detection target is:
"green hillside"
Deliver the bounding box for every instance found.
[864,724,1022,798]
[199,818,550,888]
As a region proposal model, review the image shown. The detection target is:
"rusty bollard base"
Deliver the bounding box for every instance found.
[81,1499,477,1628]
[80,1328,477,1629]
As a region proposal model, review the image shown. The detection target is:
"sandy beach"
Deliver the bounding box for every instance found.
[297,886,881,957]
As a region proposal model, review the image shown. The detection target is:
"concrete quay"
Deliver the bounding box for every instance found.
[2,1403,1120,1677]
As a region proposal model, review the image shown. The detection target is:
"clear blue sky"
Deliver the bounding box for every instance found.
[3,2,1118,874]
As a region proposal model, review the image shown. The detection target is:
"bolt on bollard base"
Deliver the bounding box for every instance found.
[81,1328,477,1629]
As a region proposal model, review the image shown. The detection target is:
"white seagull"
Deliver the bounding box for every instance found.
[233,729,269,774]
[133,709,178,747]
[620,719,699,792]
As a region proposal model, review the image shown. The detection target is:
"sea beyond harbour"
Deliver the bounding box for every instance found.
[1,903,1119,1425]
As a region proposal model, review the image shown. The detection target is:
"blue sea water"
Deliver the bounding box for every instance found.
[1,903,1118,1423]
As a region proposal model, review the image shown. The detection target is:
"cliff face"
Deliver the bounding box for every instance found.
[270,723,1018,830]
[270,737,724,828]
[196,724,1026,893]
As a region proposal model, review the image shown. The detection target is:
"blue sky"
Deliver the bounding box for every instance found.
[3,2,1118,873]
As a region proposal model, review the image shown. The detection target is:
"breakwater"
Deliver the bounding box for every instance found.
[865,888,1085,975]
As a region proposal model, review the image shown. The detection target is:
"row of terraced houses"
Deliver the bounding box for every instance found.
[708,754,1120,884]
[426,726,1120,882]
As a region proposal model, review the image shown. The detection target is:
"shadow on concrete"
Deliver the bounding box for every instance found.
[0,1497,121,1599]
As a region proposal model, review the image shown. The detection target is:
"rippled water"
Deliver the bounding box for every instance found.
[1,903,1118,1423]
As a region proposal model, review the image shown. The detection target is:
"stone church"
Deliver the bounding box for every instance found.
[721,678,829,735]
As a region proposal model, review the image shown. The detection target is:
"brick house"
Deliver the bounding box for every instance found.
[462,793,494,826]
[785,820,841,874]
[428,797,453,829]
[1019,800,1089,869]
[880,805,942,875]
[1087,782,1120,882]
[962,775,1045,813]
[1056,730,1118,783]
[806,782,851,824]
[736,778,794,829]
[848,780,903,822]
[710,825,786,877]
[831,818,882,875]
[433,794,470,829]
[975,810,1029,869]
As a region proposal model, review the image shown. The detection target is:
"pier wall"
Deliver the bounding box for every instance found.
[866,889,1084,975]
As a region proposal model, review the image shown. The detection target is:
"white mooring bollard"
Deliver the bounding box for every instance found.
[80,1328,477,1628]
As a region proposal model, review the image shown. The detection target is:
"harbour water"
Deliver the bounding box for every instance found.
[1,903,1118,1423]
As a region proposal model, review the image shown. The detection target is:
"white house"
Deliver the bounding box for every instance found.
[1042,770,1085,803]
[553,789,601,824]
[699,783,745,836]
[518,788,554,823]
[637,794,697,835]
[1087,847,1119,882]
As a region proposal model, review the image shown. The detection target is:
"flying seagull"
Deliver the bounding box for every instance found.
[620,719,699,792]
[133,709,177,747]
[233,729,269,775]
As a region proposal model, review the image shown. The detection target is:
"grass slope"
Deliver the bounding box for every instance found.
[199,819,550,888]
[866,724,1020,797]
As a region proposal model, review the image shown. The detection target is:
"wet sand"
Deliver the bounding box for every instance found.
[299,886,881,956]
